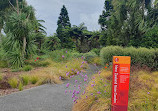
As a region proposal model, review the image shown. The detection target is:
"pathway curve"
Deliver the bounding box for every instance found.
[0,64,102,111]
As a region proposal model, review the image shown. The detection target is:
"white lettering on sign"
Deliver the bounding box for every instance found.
[120,75,129,83]
[115,65,119,72]
[114,85,117,103]
[114,73,118,84]
[113,64,119,104]
[120,67,129,74]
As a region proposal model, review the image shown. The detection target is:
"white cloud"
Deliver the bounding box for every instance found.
[26,0,104,35]
[80,12,101,31]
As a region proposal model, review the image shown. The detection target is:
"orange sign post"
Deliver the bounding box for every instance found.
[111,56,131,111]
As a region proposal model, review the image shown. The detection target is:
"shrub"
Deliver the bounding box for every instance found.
[100,46,158,70]
[8,77,18,88]
[90,48,101,56]
[91,57,101,65]
[83,52,98,63]
[23,65,33,71]
[0,50,8,68]
[100,46,124,65]
[20,75,30,85]
[71,52,83,58]
[18,82,23,91]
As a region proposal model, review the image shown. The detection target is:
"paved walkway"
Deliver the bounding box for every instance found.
[0,65,101,111]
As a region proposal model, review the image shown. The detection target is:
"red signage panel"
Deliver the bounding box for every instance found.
[111,56,131,111]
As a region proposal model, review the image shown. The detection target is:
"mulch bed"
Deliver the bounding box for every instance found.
[0,68,42,96]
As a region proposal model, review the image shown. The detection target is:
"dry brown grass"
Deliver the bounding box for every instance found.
[72,68,158,111]
[0,58,88,95]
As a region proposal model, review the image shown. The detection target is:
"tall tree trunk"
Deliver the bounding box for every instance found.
[23,37,26,58]
[16,0,19,15]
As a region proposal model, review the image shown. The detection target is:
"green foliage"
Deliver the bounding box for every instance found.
[98,0,158,48]
[83,52,98,63]
[56,5,72,48]
[90,57,101,65]
[42,34,61,51]
[30,76,39,84]
[49,49,72,62]
[26,60,50,67]
[8,77,18,88]
[98,0,113,30]
[0,0,47,69]
[20,75,30,85]
[90,48,101,56]
[23,65,32,71]
[11,68,23,72]
[100,46,158,70]
[5,46,24,69]
[18,82,23,91]
[0,74,3,81]
[57,5,71,28]
[57,26,74,49]
[0,60,8,68]
[71,52,83,58]
[100,46,124,65]
[141,26,158,48]
[0,49,8,68]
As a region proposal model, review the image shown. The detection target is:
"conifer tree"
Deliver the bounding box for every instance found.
[98,0,113,30]
[56,5,72,48]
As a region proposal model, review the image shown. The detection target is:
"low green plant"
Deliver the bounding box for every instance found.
[90,48,100,56]
[11,68,23,72]
[8,77,18,88]
[25,60,50,67]
[30,76,39,84]
[0,75,3,81]
[71,52,83,58]
[49,49,72,62]
[0,61,8,68]
[20,75,30,85]
[23,65,33,71]
[18,82,23,91]
[91,57,101,65]
[83,51,98,63]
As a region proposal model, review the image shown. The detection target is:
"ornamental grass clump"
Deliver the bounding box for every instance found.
[8,77,18,88]
[18,82,23,91]
[20,75,30,85]
[0,75,3,81]
[23,65,32,71]
[30,75,39,84]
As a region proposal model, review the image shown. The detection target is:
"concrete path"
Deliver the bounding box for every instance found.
[0,65,101,111]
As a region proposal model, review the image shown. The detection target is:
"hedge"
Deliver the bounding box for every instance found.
[100,46,158,70]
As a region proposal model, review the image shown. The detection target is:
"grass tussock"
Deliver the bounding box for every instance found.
[8,77,18,88]
[90,57,101,66]
[73,69,158,111]
[0,74,3,81]
[24,58,88,85]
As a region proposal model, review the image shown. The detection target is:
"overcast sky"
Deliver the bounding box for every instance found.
[26,0,105,35]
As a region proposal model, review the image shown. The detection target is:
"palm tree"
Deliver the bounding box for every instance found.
[2,0,40,68]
